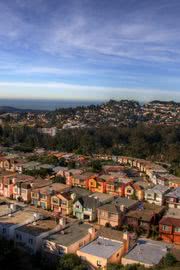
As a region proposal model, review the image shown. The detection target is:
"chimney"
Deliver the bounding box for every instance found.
[88,227,96,239]
[30,182,34,188]
[59,217,66,227]
[123,231,130,253]
[120,204,125,212]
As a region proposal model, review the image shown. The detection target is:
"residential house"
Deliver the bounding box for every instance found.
[77,230,129,269]
[66,169,84,186]
[106,178,133,197]
[17,178,52,203]
[97,197,138,228]
[73,172,97,189]
[0,207,41,240]
[0,171,16,196]
[122,238,171,268]
[15,217,61,254]
[88,175,107,193]
[12,174,36,200]
[124,183,144,201]
[168,176,180,188]
[43,222,96,256]
[125,203,165,235]
[102,165,125,174]
[52,166,69,177]
[51,191,74,216]
[0,157,16,172]
[17,161,41,173]
[159,208,180,244]
[0,202,20,217]
[145,185,171,206]
[165,187,180,208]
[31,183,69,210]
[73,193,113,222]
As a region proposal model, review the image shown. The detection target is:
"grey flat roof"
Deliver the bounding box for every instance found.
[147,185,170,194]
[166,187,180,199]
[79,236,123,259]
[46,222,92,247]
[124,239,171,265]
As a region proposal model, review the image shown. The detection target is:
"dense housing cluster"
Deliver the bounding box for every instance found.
[0,150,179,269]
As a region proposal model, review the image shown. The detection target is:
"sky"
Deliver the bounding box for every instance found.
[0,0,180,102]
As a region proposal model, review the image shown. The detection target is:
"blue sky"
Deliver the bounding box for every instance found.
[0,0,180,101]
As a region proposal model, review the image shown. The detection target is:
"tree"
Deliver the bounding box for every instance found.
[91,159,102,172]
[53,175,66,184]
[57,254,88,270]
[162,253,177,267]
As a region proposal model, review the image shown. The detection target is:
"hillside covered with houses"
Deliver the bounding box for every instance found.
[0,150,180,269]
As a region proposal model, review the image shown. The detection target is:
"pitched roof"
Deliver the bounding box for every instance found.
[165,187,180,199]
[78,196,99,209]
[97,227,124,242]
[98,203,122,214]
[159,217,180,227]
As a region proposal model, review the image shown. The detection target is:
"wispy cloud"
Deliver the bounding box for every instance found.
[0,1,180,100]
[0,81,180,102]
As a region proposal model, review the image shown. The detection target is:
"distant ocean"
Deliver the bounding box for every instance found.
[0,99,103,111]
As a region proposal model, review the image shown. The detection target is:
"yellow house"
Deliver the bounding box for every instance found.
[31,183,69,210]
[124,184,144,201]
[51,191,74,215]
[77,235,126,269]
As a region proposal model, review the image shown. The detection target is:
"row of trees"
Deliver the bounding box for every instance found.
[0,124,179,175]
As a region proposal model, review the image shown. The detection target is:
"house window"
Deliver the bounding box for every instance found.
[58,246,65,255]
[16,233,22,240]
[174,227,180,233]
[162,225,170,232]
[28,238,33,245]
[127,189,132,194]
[52,198,59,204]
[41,194,46,199]
[76,205,80,209]
[61,200,67,206]
[116,253,120,257]
[97,260,102,267]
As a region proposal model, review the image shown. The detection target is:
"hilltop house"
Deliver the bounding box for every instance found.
[77,229,130,269]
[43,222,96,256]
[159,208,180,244]
[73,193,113,222]
[145,185,171,206]
[97,197,138,228]
[15,217,61,254]
[165,187,180,208]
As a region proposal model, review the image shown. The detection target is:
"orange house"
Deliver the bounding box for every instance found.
[88,177,106,193]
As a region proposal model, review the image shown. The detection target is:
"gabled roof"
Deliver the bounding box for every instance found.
[78,196,99,209]
[159,217,180,227]
[98,203,121,214]
[165,187,180,199]
[146,184,170,194]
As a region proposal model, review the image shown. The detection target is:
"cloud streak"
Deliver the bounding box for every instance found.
[0,81,180,102]
[0,0,180,100]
